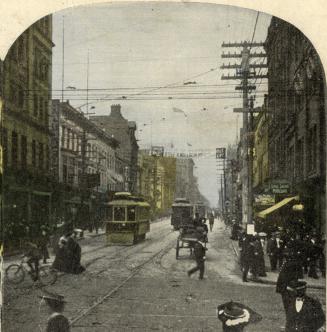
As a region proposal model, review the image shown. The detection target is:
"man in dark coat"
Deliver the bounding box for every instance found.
[283,280,325,332]
[238,231,247,270]
[242,235,257,282]
[267,232,284,271]
[253,235,266,277]
[187,240,207,280]
[276,247,303,311]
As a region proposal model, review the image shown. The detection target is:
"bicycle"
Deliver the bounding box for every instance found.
[5,257,57,286]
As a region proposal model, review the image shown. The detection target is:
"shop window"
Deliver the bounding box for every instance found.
[21,135,27,169]
[308,125,317,173]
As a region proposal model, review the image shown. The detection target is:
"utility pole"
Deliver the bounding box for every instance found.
[221,41,267,225]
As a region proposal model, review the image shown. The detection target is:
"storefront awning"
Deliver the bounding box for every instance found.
[257,195,299,219]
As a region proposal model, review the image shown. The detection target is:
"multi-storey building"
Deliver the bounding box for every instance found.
[51,100,121,228]
[2,16,54,244]
[264,17,326,234]
[137,150,176,217]
[90,104,139,193]
[175,158,195,201]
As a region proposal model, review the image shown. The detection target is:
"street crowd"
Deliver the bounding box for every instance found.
[232,223,326,282]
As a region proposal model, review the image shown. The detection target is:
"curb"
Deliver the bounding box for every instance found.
[228,232,326,290]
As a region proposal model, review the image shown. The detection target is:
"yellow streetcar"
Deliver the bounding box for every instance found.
[104,192,150,245]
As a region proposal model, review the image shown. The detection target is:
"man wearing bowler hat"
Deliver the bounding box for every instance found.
[284,280,325,332]
[38,290,70,332]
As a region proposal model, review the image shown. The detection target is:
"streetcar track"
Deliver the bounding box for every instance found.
[69,238,176,326]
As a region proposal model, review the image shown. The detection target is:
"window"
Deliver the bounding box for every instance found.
[12,131,18,168]
[296,139,304,179]
[308,125,317,173]
[18,87,24,108]
[61,126,65,148]
[34,94,38,117]
[39,96,43,121]
[127,207,136,221]
[32,140,36,167]
[67,129,71,149]
[21,135,27,169]
[72,132,75,152]
[114,207,126,221]
[2,128,8,168]
[39,142,44,170]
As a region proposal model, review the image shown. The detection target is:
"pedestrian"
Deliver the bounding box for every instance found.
[38,290,70,332]
[238,231,247,270]
[65,232,85,274]
[242,235,258,282]
[231,221,240,240]
[267,232,284,271]
[208,212,215,232]
[217,301,262,332]
[38,225,50,264]
[253,234,266,277]
[276,247,303,312]
[306,235,320,279]
[283,280,325,332]
[187,240,207,280]
[24,242,42,281]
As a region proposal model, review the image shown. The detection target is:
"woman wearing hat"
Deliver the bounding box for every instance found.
[217,301,262,332]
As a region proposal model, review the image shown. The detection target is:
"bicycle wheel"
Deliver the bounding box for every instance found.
[38,266,57,286]
[6,264,25,284]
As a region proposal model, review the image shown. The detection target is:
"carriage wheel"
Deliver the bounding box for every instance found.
[176,239,180,259]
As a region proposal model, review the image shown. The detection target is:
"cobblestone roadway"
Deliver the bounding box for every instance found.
[3,218,325,331]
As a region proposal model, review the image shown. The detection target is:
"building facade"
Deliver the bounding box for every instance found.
[51,100,120,228]
[137,150,176,218]
[2,16,54,244]
[90,104,139,193]
[175,158,195,200]
[264,17,326,234]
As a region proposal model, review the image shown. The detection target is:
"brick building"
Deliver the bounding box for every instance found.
[2,16,54,244]
[264,17,326,234]
[51,100,120,228]
[90,104,138,193]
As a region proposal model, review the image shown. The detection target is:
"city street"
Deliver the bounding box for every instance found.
[3,218,325,331]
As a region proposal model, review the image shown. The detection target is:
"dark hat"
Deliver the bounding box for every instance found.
[38,290,66,304]
[219,302,246,318]
[217,301,262,325]
[287,280,307,292]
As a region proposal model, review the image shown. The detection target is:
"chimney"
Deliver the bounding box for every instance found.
[110,104,122,117]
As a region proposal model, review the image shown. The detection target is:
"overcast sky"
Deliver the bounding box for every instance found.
[52,2,272,206]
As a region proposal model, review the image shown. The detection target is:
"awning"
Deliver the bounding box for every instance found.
[257,195,299,219]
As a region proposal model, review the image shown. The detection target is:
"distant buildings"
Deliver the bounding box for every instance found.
[137,150,176,217]
[2,16,54,243]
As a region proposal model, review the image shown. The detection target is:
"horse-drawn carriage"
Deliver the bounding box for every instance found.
[175,223,208,259]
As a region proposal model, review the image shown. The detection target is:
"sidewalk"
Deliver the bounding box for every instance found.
[3,229,106,264]
[228,231,326,290]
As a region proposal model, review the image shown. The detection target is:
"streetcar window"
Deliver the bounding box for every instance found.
[114,207,125,221]
[107,206,113,221]
[127,207,136,221]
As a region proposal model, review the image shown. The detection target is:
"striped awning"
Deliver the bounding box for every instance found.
[257,196,299,219]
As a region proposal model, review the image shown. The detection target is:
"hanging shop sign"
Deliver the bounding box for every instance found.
[264,180,290,194]
[254,194,275,206]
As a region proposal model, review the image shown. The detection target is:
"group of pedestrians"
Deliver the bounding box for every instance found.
[238,232,267,282]
[234,224,326,282]
[267,229,325,279]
